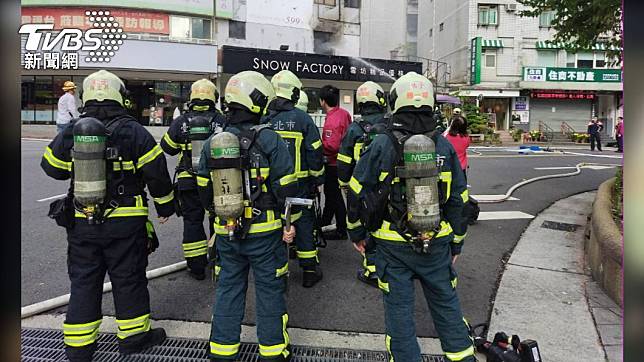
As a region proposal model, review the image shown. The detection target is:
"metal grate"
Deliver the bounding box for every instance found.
[541,220,581,232]
[22,328,445,361]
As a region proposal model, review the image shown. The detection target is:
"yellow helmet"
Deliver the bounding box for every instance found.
[82,70,126,106]
[356,81,386,107]
[190,79,218,103]
[389,72,435,114]
[271,70,302,102]
[224,71,276,114]
[295,90,309,112]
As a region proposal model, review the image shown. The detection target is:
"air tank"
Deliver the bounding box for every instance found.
[402,134,441,232]
[189,116,212,170]
[72,117,107,208]
[209,132,244,223]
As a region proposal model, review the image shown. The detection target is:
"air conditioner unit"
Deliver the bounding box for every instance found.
[506,4,517,12]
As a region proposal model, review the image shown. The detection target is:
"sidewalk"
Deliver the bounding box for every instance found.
[488,191,623,362]
[21,124,168,142]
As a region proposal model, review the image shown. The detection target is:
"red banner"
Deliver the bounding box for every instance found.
[530,91,596,100]
[21,7,170,34]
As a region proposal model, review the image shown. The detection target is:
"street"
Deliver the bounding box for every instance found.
[21,138,621,338]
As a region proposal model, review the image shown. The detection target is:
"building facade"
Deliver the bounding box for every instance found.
[418,0,623,135]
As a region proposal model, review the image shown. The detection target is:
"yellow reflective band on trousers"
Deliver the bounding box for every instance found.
[445,345,475,361]
[137,145,163,169]
[259,314,290,358]
[276,262,289,278]
[349,176,362,194]
[371,221,453,242]
[44,146,72,171]
[377,278,389,293]
[296,249,318,259]
[183,240,208,258]
[214,210,282,235]
[347,217,362,230]
[312,140,322,150]
[210,341,240,356]
[63,319,102,347]
[116,314,151,340]
[162,133,179,149]
[379,171,389,182]
[353,142,364,161]
[385,335,394,362]
[451,276,458,289]
[362,255,376,273]
[461,189,469,203]
[197,176,210,187]
[440,171,452,200]
[453,233,467,243]
[337,152,353,164]
[154,190,174,205]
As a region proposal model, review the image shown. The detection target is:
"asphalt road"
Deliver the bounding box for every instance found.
[21,139,621,337]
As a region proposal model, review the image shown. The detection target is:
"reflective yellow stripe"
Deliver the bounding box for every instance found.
[116,314,151,339]
[276,262,289,278]
[183,240,208,258]
[337,153,353,164]
[197,175,210,187]
[379,171,389,182]
[44,147,72,171]
[453,233,467,243]
[385,335,394,362]
[113,160,136,171]
[277,131,303,176]
[296,249,318,259]
[349,176,362,194]
[363,255,376,273]
[372,221,453,242]
[214,265,221,276]
[339,179,348,187]
[347,218,362,230]
[461,189,469,203]
[288,211,302,223]
[137,145,163,169]
[179,143,192,151]
[445,345,475,361]
[440,171,452,200]
[214,213,283,235]
[378,278,389,293]
[312,140,322,150]
[75,206,149,218]
[309,167,324,177]
[63,319,102,334]
[353,142,364,161]
[64,328,100,347]
[296,170,309,179]
[154,190,174,205]
[162,133,179,149]
[451,276,458,289]
[209,342,240,356]
[178,171,193,178]
[279,173,297,186]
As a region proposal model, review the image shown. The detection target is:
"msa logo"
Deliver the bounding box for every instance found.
[74,135,104,143]
[212,147,241,158]
[404,152,436,163]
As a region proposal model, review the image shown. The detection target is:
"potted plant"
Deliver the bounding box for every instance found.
[512,128,524,142]
[529,130,541,142]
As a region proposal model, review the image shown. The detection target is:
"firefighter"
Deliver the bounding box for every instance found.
[263,70,325,288]
[160,79,226,280]
[41,70,175,362]
[195,71,298,361]
[338,81,388,288]
[295,89,309,112]
[348,72,475,362]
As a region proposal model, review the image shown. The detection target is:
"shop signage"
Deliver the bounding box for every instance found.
[21,7,169,34]
[523,67,622,83]
[513,96,529,111]
[530,90,596,100]
[470,37,482,85]
[222,46,422,82]
[21,0,214,17]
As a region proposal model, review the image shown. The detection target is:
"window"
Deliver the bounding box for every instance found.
[537,50,556,67]
[315,0,337,5]
[191,18,211,39]
[566,52,576,67]
[539,10,555,28]
[314,31,333,55]
[577,52,594,68]
[170,16,211,39]
[484,50,496,68]
[407,42,418,58]
[229,20,246,39]
[22,76,35,123]
[439,23,444,31]
[429,28,433,37]
[406,13,418,36]
[35,76,54,123]
[595,52,606,68]
[478,5,498,26]
[344,0,360,8]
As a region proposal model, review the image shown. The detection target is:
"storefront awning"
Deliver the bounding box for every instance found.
[536,41,621,51]
[481,39,504,48]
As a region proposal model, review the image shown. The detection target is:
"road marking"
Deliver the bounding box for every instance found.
[471,195,519,201]
[535,165,617,170]
[21,137,52,142]
[478,211,535,221]
[563,151,623,159]
[37,194,67,202]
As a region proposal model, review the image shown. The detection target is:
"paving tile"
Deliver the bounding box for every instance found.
[597,324,623,346]
[604,345,624,362]
[592,307,622,325]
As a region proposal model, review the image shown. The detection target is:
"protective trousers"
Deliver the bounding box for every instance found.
[179,188,209,273]
[63,218,153,361]
[374,239,475,362]
[208,232,290,361]
[294,205,319,267]
[362,246,377,279]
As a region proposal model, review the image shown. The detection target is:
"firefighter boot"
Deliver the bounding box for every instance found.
[119,328,167,355]
[302,264,323,288]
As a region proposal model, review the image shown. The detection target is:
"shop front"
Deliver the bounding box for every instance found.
[219,45,423,125]
[456,89,521,131]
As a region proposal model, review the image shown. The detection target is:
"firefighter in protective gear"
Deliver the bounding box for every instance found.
[160,79,226,280]
[348,72,475,362]
[339,81,388,288]
[41,70,175,362]
[196,71,298,362]
[295,90,309,112]
[263,70,325,288]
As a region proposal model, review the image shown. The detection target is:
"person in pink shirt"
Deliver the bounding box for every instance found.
[615,116,624,153]
[319,85,352,239]
[444,116,470,180]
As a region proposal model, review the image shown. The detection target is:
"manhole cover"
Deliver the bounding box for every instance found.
[21,328,445,361]
[541,220,580,232]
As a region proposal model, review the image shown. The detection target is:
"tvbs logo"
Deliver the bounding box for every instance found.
[20,23,102,52]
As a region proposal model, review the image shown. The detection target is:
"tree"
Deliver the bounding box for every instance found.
[517,0,622,63]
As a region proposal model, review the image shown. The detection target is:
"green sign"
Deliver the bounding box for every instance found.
[404,152,436,163]
[470,37,482,85]
[190,126,211,134]
[523,67,622,83]
[74,135,106,143]
[212,147,240,158]
[21,0,214,16]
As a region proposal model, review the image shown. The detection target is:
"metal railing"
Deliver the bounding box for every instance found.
[538,120,555,149]
[560,121,576,140]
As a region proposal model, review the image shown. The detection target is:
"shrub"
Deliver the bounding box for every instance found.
[612,167,623,231]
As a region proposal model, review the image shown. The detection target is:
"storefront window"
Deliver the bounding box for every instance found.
[577,52,594,69]
[22,76,35,123]
[537,50,556,67]
[35,76,54,124]
[153,81,192,126]
[191,18,212,39]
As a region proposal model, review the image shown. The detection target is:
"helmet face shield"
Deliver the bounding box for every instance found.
[389,72,435,114]
[225,71,276,114]
[82,70,126,106]
[271,70,303,102]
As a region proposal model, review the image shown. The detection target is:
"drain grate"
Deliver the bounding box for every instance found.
[541,220,580,232]
[22,328,445,361]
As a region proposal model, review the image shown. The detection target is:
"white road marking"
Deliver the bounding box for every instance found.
[36,194,67,202]
[535,165,617,171]
[471,195,519,201]
[21,137,52,142]
[563,151,623,159]
[478,211,535,221]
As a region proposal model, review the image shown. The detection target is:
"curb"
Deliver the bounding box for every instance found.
[587,178,623,306]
